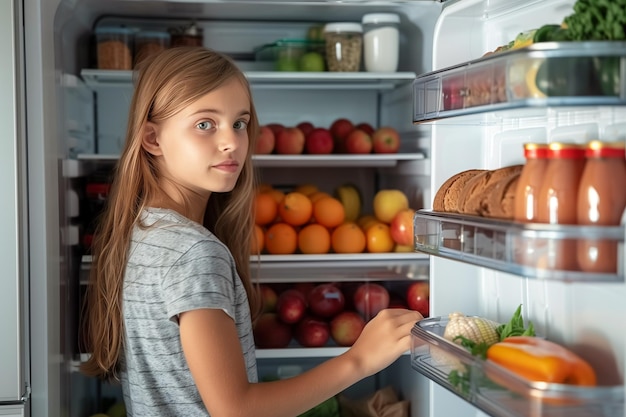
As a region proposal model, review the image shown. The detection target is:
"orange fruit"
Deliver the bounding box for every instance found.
[312,197,345,228]
[267,188,286,205]
[294,183,319,196]
[257,183,273,193]
[298,224,331,254]
[254,192,278,226]
[265,223,298,255]
[366,223,394,253]
[278,192,313,226]
[309,191,332,203]
[357,214,382,231]
[331,222,366,253]
[251,224,265,255]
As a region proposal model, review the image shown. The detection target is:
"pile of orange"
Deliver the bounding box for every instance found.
[252,183,408,256]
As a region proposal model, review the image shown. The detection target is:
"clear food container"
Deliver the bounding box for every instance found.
[323,22,363,72]
[411,317,624,417]
[254,39,325,72]
[362,13,400,72]
[95,26,134,70]
[134,30,171,67]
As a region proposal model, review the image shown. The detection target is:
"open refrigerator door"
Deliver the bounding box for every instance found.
[410,0,625,416]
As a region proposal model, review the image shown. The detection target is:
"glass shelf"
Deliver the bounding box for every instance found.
[80,69,416,91]
[82,253,429,284]
[411,317,624,417]
[413,41,626,123]
[413,210,624,282]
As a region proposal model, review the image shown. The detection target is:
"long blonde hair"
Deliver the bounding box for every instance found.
[80,47,261,381]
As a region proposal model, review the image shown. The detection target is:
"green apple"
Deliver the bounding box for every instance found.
[298,52,325,72]
[106,402,127,417]
[276,56,299,71]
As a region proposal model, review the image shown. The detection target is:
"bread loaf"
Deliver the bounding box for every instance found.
[481,172,521,219]
[433,169,485,212]
[460,165,523,215]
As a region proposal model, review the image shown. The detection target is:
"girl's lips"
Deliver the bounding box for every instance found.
[213,160,240,173]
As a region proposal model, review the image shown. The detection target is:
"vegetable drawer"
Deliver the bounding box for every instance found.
[410,317,624,417]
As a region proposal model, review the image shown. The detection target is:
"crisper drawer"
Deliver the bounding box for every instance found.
[410,317,624,417]
[413,41,626,122]
[413,210,624,283]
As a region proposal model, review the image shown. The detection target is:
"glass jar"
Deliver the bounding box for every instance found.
[577,140,626,273]
[134,30,171,67]
[361,13,400,72]
[514,143,550,222]
[323,23,363,72]
[535,142,586,271]
[95,27,134,70]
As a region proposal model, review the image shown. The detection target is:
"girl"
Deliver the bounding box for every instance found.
[81,46,423,417]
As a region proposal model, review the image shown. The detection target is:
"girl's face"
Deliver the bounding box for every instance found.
[148,78,251,199]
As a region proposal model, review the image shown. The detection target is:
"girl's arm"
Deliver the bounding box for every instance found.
[179,307,422,417]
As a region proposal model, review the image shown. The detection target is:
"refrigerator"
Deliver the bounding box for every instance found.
[3,0,625,416]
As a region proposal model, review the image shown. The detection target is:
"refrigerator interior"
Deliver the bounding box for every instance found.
[25,0,625,416]
[41,1,442,416]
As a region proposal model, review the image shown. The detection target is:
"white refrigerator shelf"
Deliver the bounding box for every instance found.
[411,317,624,417]
[413,210,625,283]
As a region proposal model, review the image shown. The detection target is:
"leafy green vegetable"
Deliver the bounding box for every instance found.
[297,396,340,417]
[563,0,626,40]
[496,304,535,340]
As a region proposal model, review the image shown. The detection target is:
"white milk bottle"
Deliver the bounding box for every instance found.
[361,13,400,72]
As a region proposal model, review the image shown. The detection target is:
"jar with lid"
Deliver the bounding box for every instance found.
[134,30,171,68]
[361,13,400,72]
[323,23,363,72]
[535,142,586,271]
[513,143,549,266]
[170,22,203,47]
[577,140,626,273]
[95,27,134,70]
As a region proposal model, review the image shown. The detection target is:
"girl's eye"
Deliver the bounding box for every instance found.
[197,120,214,130]
[234,120,249,131]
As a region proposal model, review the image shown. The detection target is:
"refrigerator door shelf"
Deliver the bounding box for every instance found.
[410,317,624,417]
[413,41,626,123]
[414,210,624,283]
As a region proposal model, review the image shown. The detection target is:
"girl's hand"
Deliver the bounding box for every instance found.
[344,308,424,378]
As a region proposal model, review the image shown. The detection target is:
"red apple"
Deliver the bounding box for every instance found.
[372,127,400,154]
[266,123,285,137]
[406,281,429,317]
[355,122,375,136]
[307,283,345,318]
[329,118,354,153]
[330,311,366,346]
[295,316,330,347]
[305,128,334,154]
[353,283,390,320]
[253,313,293,348]
[260,284,278,313]
[275,127,305,155]
[297,121,315,137]
[276,289,307,324]
[345,129,373,154]
[390,208,415,247]
[255,126,275,154]
[292,282,315,299]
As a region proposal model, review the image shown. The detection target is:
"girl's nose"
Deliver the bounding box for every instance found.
[218,128,239,152]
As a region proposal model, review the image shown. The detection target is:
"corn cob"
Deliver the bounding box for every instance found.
[443,312,500,347]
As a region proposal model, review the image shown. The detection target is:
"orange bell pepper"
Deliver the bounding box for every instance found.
[486,336,597,386]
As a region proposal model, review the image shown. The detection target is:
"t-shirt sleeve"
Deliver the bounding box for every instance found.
[161,238,237,323]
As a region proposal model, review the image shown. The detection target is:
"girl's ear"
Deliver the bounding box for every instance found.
[142,122,163,156]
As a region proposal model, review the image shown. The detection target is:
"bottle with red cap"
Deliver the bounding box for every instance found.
[536,142,586,271]
[577,140,626,273]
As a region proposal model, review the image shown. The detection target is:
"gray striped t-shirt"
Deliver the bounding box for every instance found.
[120,207,258,416]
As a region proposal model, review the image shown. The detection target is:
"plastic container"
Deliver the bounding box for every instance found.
[255,39,325,71]
[95,27,134,70]
[361,13,400,72]
[134,30,170,67]
[323,23,363,72]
